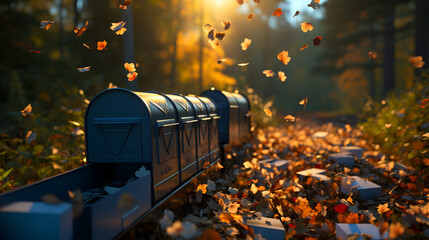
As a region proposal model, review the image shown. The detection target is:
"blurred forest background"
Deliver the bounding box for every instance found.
[0,0,428,190]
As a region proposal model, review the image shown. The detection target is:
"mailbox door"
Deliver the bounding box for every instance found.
[232,92,251,139]
[222,91,240,144]
[209,116,220,162]
[198,117,210,169]
[180,118,198,181]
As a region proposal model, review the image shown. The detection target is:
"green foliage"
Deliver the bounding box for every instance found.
[359,73,429,170]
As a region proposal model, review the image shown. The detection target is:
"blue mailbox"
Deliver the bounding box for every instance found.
[231,92,251,140]
[85,88,180,201]
[197,96,221,163]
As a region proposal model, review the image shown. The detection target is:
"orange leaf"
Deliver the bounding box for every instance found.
[21,104,32,117]
[127,72,138,81]
[97,40,107,50]
[77,66,91,72]
[236,0,244,5]
[300,22,313,32]
[73,20,88,37]
[409,56,425,68]
[108,82,118,88]
[262,70,275,77]
[219,212,233,223]
[277,51,291,65]
[313,36,322,46]
[284,115,295,122]
[118,0,132,9]
[300,44,308,50]
[40,20,55,30]
[124,62,136,72]
[110,21,126,31]
[299,97,308,109]
[278,71,287,81]
[241,38,251,50]
[368,51,377,60]
[247,13,255,21]
[264,109,272,117]
[197,229,221,240]
[26,131,37,144]
[82,43,91,49]
[115,27,127,35]
[273,8,283,17]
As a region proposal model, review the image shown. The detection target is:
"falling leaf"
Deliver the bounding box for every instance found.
[21,104,32,117]
[300,44,309,50]
[115,27,127,35]
[127,72,138,81]
[241,38,251,50]
[42,194,62,204]
[40,20,55,30]
[68,189,84,218]
[278,71,287,81]
[217,59,227,65]
[368,51,377,60]
[236,0,244,5]
[377,203,390,215]
[222,20,231,31]
[124,62,136,72]
[118,0,132,9]
[273,8,283,17]
[313,36,322,46]
[247,13,255,21]
[97,40,107,50]
[277,50,291,65]
[250,183,259,194]
[299,97,308,109]
[117,193,135,210]
[73,20,88,37]
[215,32,225,41]
[238,62,249,66]
[293,11,300,17]
[108,82,118,88]
[409,56,425,68]
[301,22,314,32]
[308,0,321,10]
[26,131,36,144]
[110,21,126,31]
[77,66,91,72]
[82,43,91,49]
[30,50,42,54]
[262,70,275,77]
[284,115,295,122]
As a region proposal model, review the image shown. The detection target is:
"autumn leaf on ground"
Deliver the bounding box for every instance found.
[68,189,84,218]
[299,97,308,109]
[115,27,127,35]
[82,43,91,49]
[21,104,32,117]
[97,40,107,50]
[335,203,348,214]
[241,38,251,50]
[222,20,231,30]
[26,131,36,144]
[77,66,91,72]
[277,51,291,65]
[238,62,249,66]
[262,70,275,77]
[41,193,62,204]
[389,222,405,239]
[308,0,321,10]
[278,71,287,81]
[377,203,390,215]
[301,22,313,32]
[368,51,377,60]
[247,13,255,21]
[197,229,221,240]
[293,11,300,17]
[409,56,425,68]
[30,50,42,54]
[236,0,244,5]
[110,21,126,31]
[284,115,295,122]
[197,184,208,194]
[215,32,225,41]
[313,36,322,46]
[40,20,55,30]
[117,193,135,210]
[118,0,132,9]
[273,8,283,17]
[124,62,136,72]
[73,20,88,37]
[127,72,138,81]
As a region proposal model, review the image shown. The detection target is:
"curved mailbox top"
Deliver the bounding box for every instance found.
[231,92,250,113]
[162,94,196,120]
[197,96,218,117]
[200,89,239,108]
[179,95,208,119]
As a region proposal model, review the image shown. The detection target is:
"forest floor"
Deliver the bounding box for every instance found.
[132,118,428,240]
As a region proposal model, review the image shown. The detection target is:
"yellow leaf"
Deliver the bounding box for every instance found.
[301,22,314,32]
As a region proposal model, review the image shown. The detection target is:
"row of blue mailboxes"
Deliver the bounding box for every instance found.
[0,88,251,240]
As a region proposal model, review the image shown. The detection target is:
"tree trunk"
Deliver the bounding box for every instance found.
[414,0,429,78]
[169,0,181,92]
[382,5,395,97]
[123,5,137,90]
